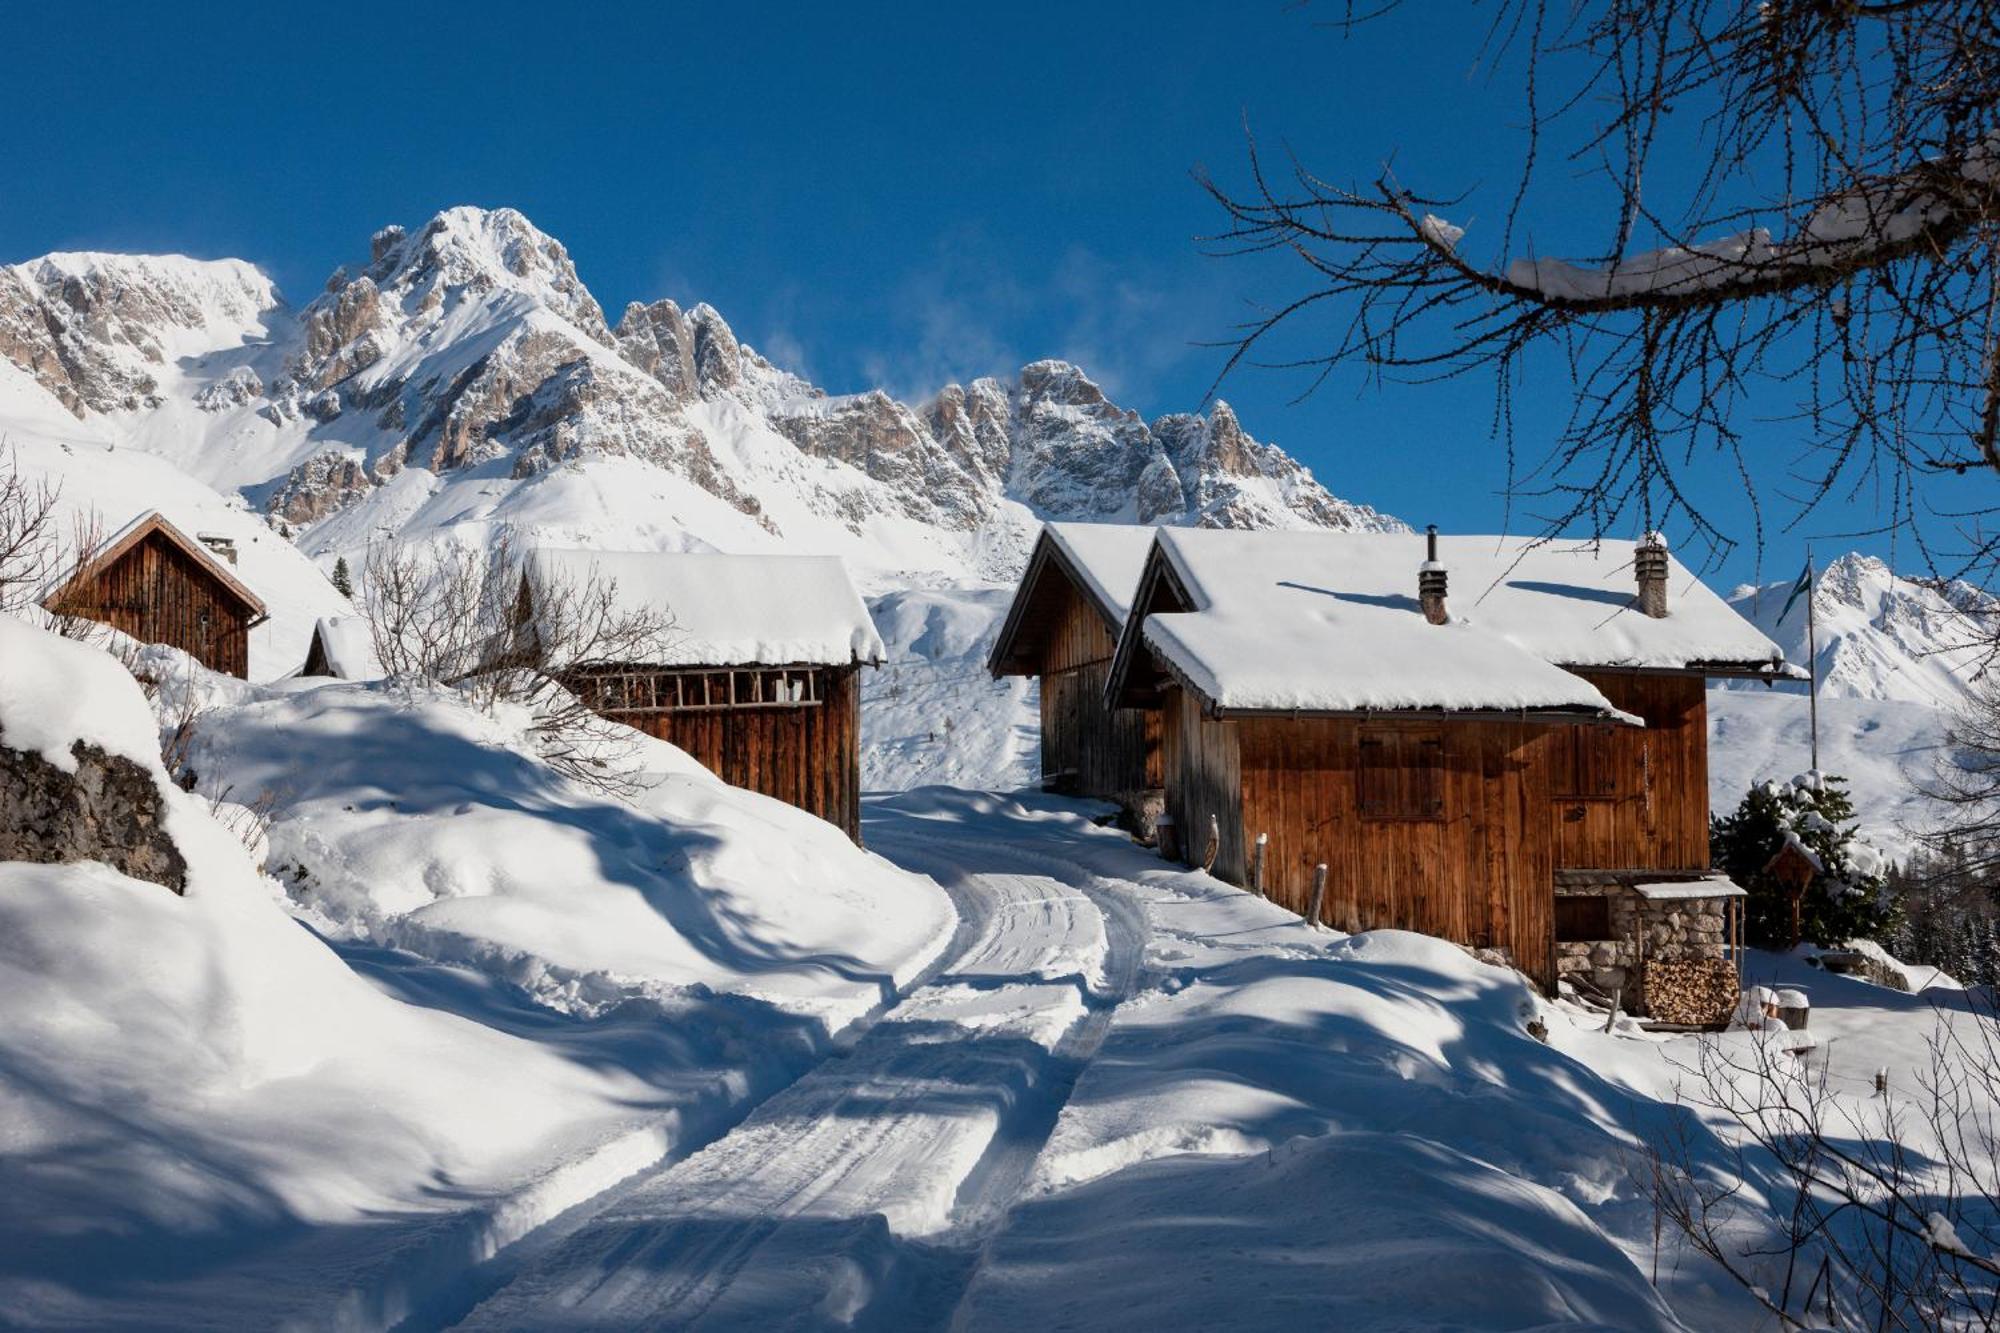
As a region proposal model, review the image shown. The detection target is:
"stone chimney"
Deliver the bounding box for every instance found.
[1635,532,1669,618]
[196,533,238,566]
[1419,524,1449,625]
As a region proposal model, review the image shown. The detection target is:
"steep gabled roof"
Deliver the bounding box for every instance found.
[1105,529,1800,720]
[299,615,382,680]
[42,509,267,618]
[989,522,1157,676]
[524,549,884,668]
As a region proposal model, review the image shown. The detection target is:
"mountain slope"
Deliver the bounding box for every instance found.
[0,206,1401,590]
[1726,553,1995,708]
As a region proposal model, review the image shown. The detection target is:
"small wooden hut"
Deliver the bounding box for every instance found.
[521,550,884,842]
[299,615,382,680]
[41,511,266,678]
[1101,527,1798,993]
[988,523,1160,799]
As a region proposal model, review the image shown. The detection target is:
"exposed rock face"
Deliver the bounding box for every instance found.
[269,450,377,524]
[616,298,699,404]
[0,253,272,418]
[0,738,187,894]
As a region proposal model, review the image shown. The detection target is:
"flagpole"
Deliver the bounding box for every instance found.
[1806,546,1820,774]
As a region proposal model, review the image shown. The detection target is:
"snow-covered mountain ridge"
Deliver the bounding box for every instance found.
[1726,553,1996,709]
[0,206,1400,586]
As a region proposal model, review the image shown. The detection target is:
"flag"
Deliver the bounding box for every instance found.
[1775,561,1813,626]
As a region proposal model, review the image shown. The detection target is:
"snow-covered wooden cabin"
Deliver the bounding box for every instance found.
[987,523,1161,799]
[1102,527,1796,994]
[522,550,885,842]
[299,615,382,680]
[41,510,266,678]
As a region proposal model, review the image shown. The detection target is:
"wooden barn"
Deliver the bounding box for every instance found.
[987,523,1160,799]
[1100,526,1797,996]
[41,511,266,678]
[522,550,884,842]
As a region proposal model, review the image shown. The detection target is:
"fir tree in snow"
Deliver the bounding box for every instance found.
[1712,772,1895,949]
[330,555,352,600]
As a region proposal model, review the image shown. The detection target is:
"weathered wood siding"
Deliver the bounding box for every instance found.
[1037,585,1161,794]
[1240,716,1552,984]
[54,531,252,677]
[1177,714,1558,992]
[623,667,865,843]
[1159,685,1247,883]
[1550,671,1708,873]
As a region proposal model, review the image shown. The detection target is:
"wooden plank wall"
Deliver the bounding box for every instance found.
[1037,587,1161,794]
[1160,685,1247,883]
[58,532,251,677]
[630,667,864,842]
[1232,717,1558,992]
[1550,671,1708,873]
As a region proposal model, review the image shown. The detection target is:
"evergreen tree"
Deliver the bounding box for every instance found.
[331,556,353,600]
[1711,773,1895,949]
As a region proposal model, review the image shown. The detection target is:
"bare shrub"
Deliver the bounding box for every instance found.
[1649,996,2000,1329]
[0,447,61,615]
[363,534,676,794]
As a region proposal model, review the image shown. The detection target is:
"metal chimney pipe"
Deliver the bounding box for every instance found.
[1636,531,1670,618]
[1419,523,1449,625]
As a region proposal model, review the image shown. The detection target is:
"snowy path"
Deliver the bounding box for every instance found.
[454,810,1144,1330]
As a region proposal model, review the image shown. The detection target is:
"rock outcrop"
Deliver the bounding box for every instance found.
[0,737,187,894]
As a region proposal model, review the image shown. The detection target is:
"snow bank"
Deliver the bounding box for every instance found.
[0,613,162,770]
[181,672,954,1030]
[862,584,1039,791]
[0,616,676,1323]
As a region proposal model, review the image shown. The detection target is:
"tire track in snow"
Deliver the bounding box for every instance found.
[451,865,1135,1330]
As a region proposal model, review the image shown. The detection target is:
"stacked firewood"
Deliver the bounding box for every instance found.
[1644,958,1738,1026]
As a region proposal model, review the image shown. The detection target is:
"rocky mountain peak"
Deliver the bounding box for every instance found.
[0,205,1403,580]
[360,205,611,344]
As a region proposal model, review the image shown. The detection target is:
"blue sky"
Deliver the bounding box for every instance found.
[3,2,1921,588]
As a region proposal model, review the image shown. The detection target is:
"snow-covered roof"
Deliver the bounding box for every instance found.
[989,522,1159,678]
[1109,529,1795,718]
[1633,876,1748,901]
[525,549,884,668]
[41,509,267,617]
[1044,522,1157,626]
[301,616,382,680]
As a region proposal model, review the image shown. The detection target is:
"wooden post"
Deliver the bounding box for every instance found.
[1250,833,1267,897]
[1604,987,1622,1033]
[1200,813,1220,873]
[1305,862,1329,928]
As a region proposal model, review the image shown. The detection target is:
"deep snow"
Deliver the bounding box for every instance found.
[0,618,956,1327]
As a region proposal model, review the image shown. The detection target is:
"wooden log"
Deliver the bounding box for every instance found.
[1250,833,1267,896]
[1200,812,1220,873]
[1305,862,1328,927]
